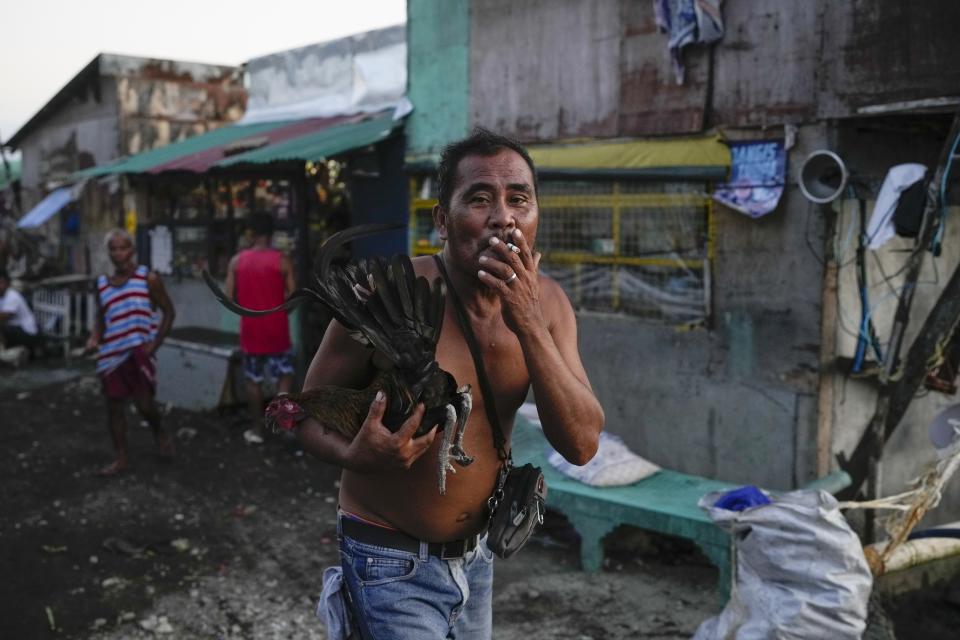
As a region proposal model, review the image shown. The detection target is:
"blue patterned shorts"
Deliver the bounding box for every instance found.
[242,351,294,384]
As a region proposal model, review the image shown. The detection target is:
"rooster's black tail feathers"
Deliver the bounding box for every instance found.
[204,224,445,373]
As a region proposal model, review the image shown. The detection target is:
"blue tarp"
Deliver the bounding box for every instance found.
[17,187,72,228]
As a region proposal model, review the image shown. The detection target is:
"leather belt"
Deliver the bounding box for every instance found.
[340,516,480,560]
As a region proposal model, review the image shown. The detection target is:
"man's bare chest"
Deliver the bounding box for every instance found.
[436,321,530,417]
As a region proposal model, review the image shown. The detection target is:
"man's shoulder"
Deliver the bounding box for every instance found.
[537,271,565,298]
[537,272,574,319]
[411,254,440,278]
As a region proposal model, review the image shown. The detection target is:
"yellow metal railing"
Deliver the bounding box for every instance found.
[407,176,712,321]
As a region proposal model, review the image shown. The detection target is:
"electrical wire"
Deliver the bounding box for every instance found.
[803,201,825,266]
[931,128,960,254]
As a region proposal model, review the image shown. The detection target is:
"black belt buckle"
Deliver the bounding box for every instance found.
[438,534,478,560]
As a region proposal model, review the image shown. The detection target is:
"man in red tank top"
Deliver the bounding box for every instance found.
[225,213,296,444]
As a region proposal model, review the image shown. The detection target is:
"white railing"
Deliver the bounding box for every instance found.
[28,276,96,360]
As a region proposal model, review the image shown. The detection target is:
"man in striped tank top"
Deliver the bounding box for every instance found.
[86,229,176,476]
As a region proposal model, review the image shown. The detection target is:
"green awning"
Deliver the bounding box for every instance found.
[77,120,294,178]
[218,113,402,167]
[76,111,402,178]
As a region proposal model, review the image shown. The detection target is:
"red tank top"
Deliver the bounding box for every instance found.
[236,249,292,354]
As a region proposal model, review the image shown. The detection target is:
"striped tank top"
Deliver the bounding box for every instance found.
[96,265,158,374]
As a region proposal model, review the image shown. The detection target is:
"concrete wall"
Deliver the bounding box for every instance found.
[17,77,119,207]
[406,0,471,158]
[577,124,829,490]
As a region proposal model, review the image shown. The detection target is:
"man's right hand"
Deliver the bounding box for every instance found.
[344,392,436,473]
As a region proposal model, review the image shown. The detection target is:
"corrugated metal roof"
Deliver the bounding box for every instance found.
[218,112,402,167]
[77,111,400,177]
[77,120,295,177]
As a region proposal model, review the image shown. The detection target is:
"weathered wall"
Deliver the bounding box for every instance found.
[243,25,405,125]
[17,76,119,207]
[818,1,960,117]
[115,66,245,157]
[710,1,820,127]
[579,124,829,489]
[15,55,245,284]
[467,0,960,141]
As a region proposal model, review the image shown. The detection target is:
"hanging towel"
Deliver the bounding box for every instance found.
[866,164,928,249]
[654,0,725,84]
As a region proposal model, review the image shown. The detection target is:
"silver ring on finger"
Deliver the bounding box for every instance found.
[506,272,518,283]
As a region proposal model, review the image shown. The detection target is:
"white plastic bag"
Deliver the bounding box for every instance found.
[694,489,872,640]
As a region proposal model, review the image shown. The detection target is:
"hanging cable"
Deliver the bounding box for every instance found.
[931,128,960,256]
[853,197,885,372]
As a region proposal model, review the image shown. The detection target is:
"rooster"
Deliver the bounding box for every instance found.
[203,224,474,494]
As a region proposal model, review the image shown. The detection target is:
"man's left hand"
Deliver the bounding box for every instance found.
[478,228,545,336]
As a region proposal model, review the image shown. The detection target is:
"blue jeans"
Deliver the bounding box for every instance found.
[338,521,494,640]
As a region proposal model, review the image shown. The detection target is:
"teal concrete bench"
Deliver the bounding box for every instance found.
[511,417,850,602]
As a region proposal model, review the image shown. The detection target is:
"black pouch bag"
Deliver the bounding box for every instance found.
[434,255,548,560]
[487,462,547,559]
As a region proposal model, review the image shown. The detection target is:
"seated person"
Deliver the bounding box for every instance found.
[0,268,42,361]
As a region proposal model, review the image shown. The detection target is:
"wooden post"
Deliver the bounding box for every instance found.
[817,202,839,477]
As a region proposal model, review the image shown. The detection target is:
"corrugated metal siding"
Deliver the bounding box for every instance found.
[464,0,960,140]
[618,0,709,135]
[710,2,820,126]
[469,0,622,141]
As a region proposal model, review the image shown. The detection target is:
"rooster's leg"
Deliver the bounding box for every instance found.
[435,387,475,496]
[436,405,458,496]
[448,386,474,467]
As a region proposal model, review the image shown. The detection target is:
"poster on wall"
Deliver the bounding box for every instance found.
[149,225,173,275]
[713,140,786,219]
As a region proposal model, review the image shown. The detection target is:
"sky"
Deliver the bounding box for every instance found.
[0,0,406,145]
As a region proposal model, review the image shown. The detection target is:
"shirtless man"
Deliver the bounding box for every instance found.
[297,129,604,639]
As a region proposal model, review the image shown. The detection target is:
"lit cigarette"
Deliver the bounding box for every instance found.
[507,243,521,254]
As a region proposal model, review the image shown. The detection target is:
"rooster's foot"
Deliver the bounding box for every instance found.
[451,386,473,462]
[435,388,476,496]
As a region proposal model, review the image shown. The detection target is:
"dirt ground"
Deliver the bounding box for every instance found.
[2,360,960,639]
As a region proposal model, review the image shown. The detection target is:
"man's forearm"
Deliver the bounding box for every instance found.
[518,326,603,465]
[295,418,356,469]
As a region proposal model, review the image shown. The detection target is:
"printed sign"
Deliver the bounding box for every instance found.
[713,140,786,218]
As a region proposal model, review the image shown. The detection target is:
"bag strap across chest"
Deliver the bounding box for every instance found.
[434,254,509,462]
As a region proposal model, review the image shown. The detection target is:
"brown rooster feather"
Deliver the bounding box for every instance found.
[203,224,473,494]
